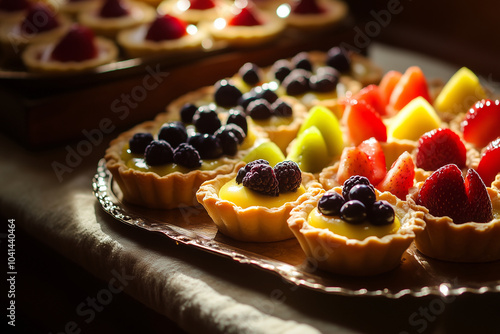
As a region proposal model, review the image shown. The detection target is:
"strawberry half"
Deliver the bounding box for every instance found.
[342,99,387,146]
[388,66,431,112]
[351,84,387,117]
[99,0,130,18]
[146,14,187,41]
[188,0,216,10]
[51,25,98,62]
[358,137,387,185]
[376,151,415,200]
[336,147,371,185]
[477,138,500,186]
[228,6,262,26]
[462,99,500,148]
[379,70,402,108]
[465,168,493,223]
[416,128,467,171]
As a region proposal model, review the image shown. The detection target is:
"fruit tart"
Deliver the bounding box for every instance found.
[53,0,100,16]
[21,24,118,73]
[117,12,209,58]
[78,0,156,38]
[157,0,230,24]
[0,0,30,23]
[408,164,500,262]
[197,159,323,242]
[288,175,424,276]
[283,0,348,31]
[105,108,265,209]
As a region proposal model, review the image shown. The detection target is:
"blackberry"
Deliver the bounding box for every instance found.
[144,140,174,166]
[246,98,273,120]
[129,132,154,154]
[258,85,279,104]
[180,103,198,123]
[215,128,239,156]
[368,201,395,226]
[214,79,242,108]
[309,73,338,92]
[238,62,261,86]
[236,159,269,184]
[318,192,345,216]
[272,99,293,117]
[342,175,372,200]
[291,52,313,72]
[215,124,245,144]
[272,59,292,83]
[340,200,367,224]
[274,160,302,193]
[173,143,202,168]
[187,133,223,159]
[242,164,279,196]
[238,91,259,110]
[158,122,188,148]
[348,184,376,208]
[192,105,221,134]
[326,46,351,73]
[282,69,310,96]
[226,109,248,135]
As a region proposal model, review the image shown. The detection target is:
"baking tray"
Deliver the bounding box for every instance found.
[93,159,500,298]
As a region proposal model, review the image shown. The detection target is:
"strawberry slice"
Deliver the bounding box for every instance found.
[379,70,402,108]
[351,84,387,117]
[462,99,500,148]
[228,6,262,26]
[51,25,97,62]
[477,138,500,186]
[358,137,387,185]
[188,0,216,10]
[342,99,387,146]
[376,151,415,200]
[146,14,187,41]
[99,0,130,18]
[336,147,371,185]
[388,66,432,112]
[465,168,493,223]
[416,128,467,171]
[21,3,60,35]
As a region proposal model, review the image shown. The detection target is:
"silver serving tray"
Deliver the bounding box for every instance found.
[93,159,500,298]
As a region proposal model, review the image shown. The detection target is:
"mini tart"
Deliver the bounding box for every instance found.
[78,0,156,38]
[157,0,231,24]
[21,35,118,73]
[105,120,252,210]
[407,178,500,263]
[287,187,425,276]
[51,0,100,16]
[196,165,323,242]
[284,0,348,31]
[117,20,209,58]
[208,6,285,47]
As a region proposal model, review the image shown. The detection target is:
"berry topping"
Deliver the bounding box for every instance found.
[0,0,29,11]
[342,99,387,146]
[129,132,154,154]
[51,25,98,62]
[187,133,223,159]
[173,143,202,168]
[274,160,302,193]
[292,0,325,14]
[238,62,261,86]
[291,52,313,72]
[417,164,493,224]
[282,69,311,96]
[318,192,345,216]
[272,99,293,117]
[214,79,243,108]
[228,6,262,26]
[462,99,500,148]
[158,122,188,148]
[215,129,238,156]
[388,66,431,112]
[477,138,500,186]
[368,201,395,226]
[180,103,198,123]
[188,0,216,10]
[99,0,130,18]
[256,85,279,104]
[326,46,351,73]
[309,72,338,93]
[192,105,221,134]
[357,137,387,185]
[215,123,245,144]
[272,59,292,83]
[342,175,371,200]
[145,14,187,42]
[376,151,415,200]
[416,128,467,171]
[336,147,371,186]
[242,164,279,196]
[236,159,269,184]
[21,4,60,35]
[246,98,272,120]
[340,200,367,224]
[226,109,248,135]
[144,140,174,166]
[348,184,376,208]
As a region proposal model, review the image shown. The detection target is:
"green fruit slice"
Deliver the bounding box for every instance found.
[242,141,285,167]
[286,126,330,173]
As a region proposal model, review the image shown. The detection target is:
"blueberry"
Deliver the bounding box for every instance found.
[282,69,310,96]
[215,123,245,144]
[129,132,153,154]
[348,184,376,208]
[342,175,372,200]
[369,201,395,226]
[340,200,367,224]
[187,133,223,159]
[180,103,198,123]
[326,46,351,73]
[158,122,188,148]
[238,62,261,86]
[292,52,313,72]
[257,85,279,104]
[173,143,202,168]
[246,98,273,120]
[238,91,260,110]
[309,73,338,92]
[226,109,248,135]
[192,105,221,134]
[215,129,238,156]
[271,59,292,83]
[318,192,345,216]
[144,140,174,166]
[271,99,293,117]
[214,79,242,108]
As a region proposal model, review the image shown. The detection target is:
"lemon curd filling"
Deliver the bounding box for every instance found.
[307,207,401,240]
[219,178,305,209]
[252,116,293,128]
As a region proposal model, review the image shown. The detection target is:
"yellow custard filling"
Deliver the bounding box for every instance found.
[219,178,305,209]
[307,207,401,240]
[251,116,293,128]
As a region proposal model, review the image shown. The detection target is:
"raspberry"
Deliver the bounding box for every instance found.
[173,143,202,168]
[342,175,372,200]
[144,140,174,166]
[129,132,153,154]
[274,160,302,193]
[236,159,269,184]
[242,164,279,196]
